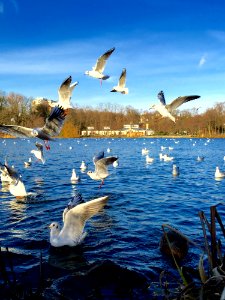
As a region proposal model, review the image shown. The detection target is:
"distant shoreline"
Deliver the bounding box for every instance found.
[1,134,225,139]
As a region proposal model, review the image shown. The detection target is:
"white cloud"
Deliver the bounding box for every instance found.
[198,55,206,67]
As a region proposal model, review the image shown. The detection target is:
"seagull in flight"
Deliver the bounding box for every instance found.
[111,68,129,94]
[0,105,67,150]
[87,151,118,188]
[31,142,45,164]
[49,76,79,110]
[150,91,200,122]
[49,195,109,247]
[85,47,115,84]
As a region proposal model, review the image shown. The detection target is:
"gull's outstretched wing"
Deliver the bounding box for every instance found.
[95,156,118,177]
[60,196,109,240]
[118,68,126,88]
[167,95,200,112]
[93,151,104,164]
[62,192,84,222]
[42,105,66,137]
[157,91,166,106]
[93,47,115,73]
[3,164,20,183]
[0,125,34,138]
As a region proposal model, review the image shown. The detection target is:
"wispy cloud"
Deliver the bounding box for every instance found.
[208,30,225,43]
[198,54,207,67]
[0,0,19,15]
[0,34,223,112]
[0,1,3,14]
[10,0,19,14]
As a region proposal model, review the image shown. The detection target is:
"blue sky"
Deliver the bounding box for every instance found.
[1,0,225,113]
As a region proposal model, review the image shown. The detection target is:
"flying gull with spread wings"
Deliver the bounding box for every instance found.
[49,76,78,110]
[150,91,200,122]
[111,68,129,94]
[0,105,66,149]
[87,151,118,188]
[49,195,109,247]
[31,142,45,164]
[85,47,115,84]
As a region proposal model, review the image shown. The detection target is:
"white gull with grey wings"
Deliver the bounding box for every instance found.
[49,195,109,247]
[87,151,118,187]
[85,47,115,81]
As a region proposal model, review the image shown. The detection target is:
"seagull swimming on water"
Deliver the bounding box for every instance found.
[70,168,80,183]
[49,195,109,247]
[215,166,225,179]
[146,155,154,163]
[24,157,32,167]
[85,47,115,84]
[111,68,129,94]
[0,105,67,150]
[87,151,118,188]
[80,160,87,171]
[49,76,79,110]
[172,164,180,176]
[150,91,200,122]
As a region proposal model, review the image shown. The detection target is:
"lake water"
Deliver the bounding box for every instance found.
[1,137,225,297]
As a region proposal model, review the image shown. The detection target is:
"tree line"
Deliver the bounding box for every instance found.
[0,91,225,138]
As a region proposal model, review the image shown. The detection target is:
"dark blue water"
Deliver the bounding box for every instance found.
[1,137,225,293]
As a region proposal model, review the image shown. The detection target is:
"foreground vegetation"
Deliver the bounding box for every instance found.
[0,91,225,138]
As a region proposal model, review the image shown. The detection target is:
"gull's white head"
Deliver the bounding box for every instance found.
[49,222,60,233]
[87,170,99,180]
[85,71,89,75]
[32,129,39,137]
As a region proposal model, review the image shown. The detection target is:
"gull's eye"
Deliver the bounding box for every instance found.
[53,224,55,227]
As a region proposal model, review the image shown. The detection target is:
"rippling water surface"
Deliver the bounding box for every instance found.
[1,137,225,292]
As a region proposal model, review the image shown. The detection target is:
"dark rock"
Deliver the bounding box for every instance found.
[160,230,189,260]
[43,260,150,299]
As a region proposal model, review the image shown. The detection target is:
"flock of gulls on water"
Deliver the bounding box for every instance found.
[141,142,225,180]
[0,46,217,248]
